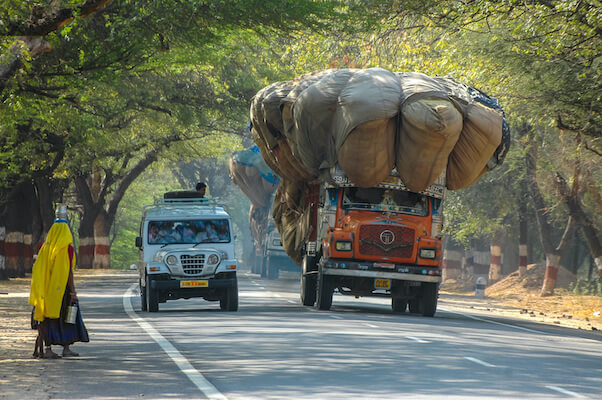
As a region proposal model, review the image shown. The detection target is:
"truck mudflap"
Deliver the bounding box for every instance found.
[151,277,237,291]
[321,260,442,283]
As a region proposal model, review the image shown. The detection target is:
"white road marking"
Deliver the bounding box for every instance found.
[123,284,228,400]
[273,294,281,297]
[545,386,588,398]
[259,286,265,289]
[286,300,296,304]
[329,315,343,319]
[464,357,496,368]
[439,306,545,334]
[405,336,429,343]
[363,323,378,328]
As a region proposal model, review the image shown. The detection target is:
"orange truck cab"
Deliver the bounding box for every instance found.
[300,167,445,316]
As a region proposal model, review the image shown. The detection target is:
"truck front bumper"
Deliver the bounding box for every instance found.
[321,260,442,283]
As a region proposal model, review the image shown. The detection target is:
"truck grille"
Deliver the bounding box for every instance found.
[358,225,415,258]
[180,254,205,274]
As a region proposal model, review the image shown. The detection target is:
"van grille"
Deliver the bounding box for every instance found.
[358,225,415,258]
[180,254,205,274]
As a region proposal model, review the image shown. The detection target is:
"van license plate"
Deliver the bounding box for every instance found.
[374,279,391,290]
[180,280,208,288]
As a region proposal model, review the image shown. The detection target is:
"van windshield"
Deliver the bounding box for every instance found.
[342,188,428,216]
[147,219,230,244]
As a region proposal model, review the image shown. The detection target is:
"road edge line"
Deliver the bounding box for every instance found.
[123,283,228,400]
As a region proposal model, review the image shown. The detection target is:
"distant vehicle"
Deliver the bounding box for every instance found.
[134,191,238,312]
[252,215,298,280]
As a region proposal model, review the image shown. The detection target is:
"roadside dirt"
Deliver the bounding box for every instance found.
[441,263,601,332]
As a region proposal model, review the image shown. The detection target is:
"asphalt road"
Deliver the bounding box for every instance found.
[41,270,601,400]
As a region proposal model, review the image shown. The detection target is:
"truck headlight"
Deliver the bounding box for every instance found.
[419,248,436,259]
[335,241,352,251]
[166,255,178,266]
[207,254,219,264]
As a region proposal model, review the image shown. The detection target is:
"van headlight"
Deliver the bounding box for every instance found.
[207,254,220,265]
[335,241,352,251]
[166,255,178,266]
[419,248,436,259]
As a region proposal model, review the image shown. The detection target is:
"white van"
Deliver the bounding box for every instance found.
[135,192,238,312]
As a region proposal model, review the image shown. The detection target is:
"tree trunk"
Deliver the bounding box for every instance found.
[93,212,111,268]
[518,181,529,277]
[488,231,503,284]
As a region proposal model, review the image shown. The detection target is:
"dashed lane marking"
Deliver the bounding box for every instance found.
[545,386,588,398]
[464,357,496,368]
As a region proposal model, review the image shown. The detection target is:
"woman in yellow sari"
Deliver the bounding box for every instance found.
[29,219,88,358]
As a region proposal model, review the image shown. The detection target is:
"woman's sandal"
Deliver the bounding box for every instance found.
[62,349,79,357]
[43,349,62,359]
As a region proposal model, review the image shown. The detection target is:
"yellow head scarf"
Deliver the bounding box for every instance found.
[29,222,75,321]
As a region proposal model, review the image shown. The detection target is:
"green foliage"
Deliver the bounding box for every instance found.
[569,278,602,297]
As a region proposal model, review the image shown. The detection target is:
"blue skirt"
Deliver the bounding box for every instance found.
[44,289,89,346]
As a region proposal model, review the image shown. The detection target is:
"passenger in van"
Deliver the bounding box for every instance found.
[181,224,196,242]
[158,222,175,243]
[195,221,208,242]
[206,223,219,242]
[148,224,160,243]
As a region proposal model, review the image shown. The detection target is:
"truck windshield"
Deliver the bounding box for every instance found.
[147,219,230,244]
[342,187,428,216]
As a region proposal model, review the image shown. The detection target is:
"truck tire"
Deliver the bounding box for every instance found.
[220,283,239,311]
[392,298,407,313]
[408,299,420,313]
[300,255,318,306]
[315,273,333,310]
[419,282,438,317]
[260,255,267,278]
[266,255,279,280]
[146,275,159,312]
[140,279,147,311]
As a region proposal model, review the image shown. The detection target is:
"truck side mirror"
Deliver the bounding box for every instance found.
[135,236,142,248]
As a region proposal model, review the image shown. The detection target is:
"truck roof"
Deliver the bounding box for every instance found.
[142,198,230,220]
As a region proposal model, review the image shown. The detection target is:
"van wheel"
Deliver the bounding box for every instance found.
[220,284,239,311]
[146,275,159,312]
[140,279,147,311]
[315,273,333,310]
[419,283,438,317]
[392,298,407,313]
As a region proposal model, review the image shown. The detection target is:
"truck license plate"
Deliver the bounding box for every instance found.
[374,279,391,290]
[180,280,208,288]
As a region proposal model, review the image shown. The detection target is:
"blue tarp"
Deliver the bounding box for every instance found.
[233,145,280,185]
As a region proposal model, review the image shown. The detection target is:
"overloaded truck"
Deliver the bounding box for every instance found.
[229,145,298,279]
[249,68,510,315]
[135,191,239,312]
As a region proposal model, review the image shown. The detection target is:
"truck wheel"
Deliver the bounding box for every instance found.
[266,256,279,280]
[419,282,438,317]
[300,274,317,306]
[146,275,159,312]
[408,299,420,313]
[301,255,317,306]
[220,283,239,311]
[392,298,407,313]
[140,279,147,311]
[260,255,267,278]
[315,273,333,310]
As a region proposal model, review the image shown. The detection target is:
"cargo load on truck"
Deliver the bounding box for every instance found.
[247,68,510,316]
[249,68,510,266]
[229,146,298,279]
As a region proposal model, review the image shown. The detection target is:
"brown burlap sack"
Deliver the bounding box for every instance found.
[338,118,396,187]
[273,139,315,182]
[447,103,503,190]
[397,97,462,192]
